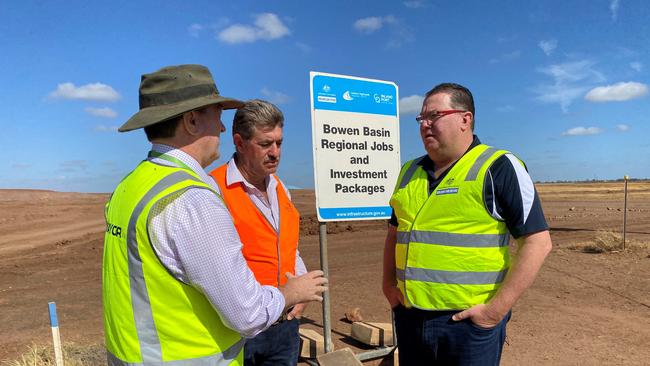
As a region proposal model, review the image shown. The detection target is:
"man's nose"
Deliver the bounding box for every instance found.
[269,143,280,156]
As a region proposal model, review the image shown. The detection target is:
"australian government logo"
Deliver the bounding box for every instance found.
[436,187,459,195]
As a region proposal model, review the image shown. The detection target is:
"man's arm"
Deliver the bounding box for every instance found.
[149,189,326,338]
[287,250,308,320]
[382,224,404,308]
[453,153,552,326]
[452,230,551,327]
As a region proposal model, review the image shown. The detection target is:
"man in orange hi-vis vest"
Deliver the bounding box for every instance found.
[209,99,306,366]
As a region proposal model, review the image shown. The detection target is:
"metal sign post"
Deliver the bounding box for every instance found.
[623,175,629,250]
[310,71,401,361]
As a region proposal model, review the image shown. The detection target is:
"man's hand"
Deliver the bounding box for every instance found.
[382,284,404,309]
[452,303,504,329]
[286,302,307,320]
[280,270,328,311]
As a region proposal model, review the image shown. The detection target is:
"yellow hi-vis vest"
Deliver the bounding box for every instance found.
[390,144,516,310]
[103,160,244,365]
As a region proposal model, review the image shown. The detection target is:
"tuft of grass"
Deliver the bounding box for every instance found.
[2,343,106,366]
[569,230,649,253]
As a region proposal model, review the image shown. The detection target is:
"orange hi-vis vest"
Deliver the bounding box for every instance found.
[210,164,300,287]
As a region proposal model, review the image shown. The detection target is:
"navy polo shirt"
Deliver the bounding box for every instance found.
[389,136,548,238]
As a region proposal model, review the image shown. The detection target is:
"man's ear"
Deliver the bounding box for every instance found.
[460,111,473,132]
[181,111,201,136]
[233,133,244,153]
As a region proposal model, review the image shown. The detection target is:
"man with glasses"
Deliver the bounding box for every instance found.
[382,83,552,365]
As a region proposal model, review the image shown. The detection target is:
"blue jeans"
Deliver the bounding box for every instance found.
[244,318,300,366]
[393,305,510,366]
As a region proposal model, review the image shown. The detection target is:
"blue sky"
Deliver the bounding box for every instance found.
[1,0,648,193]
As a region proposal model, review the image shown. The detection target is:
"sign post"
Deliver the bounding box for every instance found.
[623,175,629,250]
[309,71,401,359]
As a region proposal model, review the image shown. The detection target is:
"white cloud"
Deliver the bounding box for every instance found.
[616,124,630,132]
[218,13,289,44]
[49,82,120,102]
[353,15,411,48]
[403,1,429,8]
[538,39,557,56]
[562,127,604,136]
[538,60,605,84]
[260,88,291,105]
[354,17,385,34]
[610,0,620,21]
[295,42,312,53]
[534,60,605,112]
[94,125,119,132]
[630,62,643,72]
[188,23,204,37]
[400,95,424,115]
[85,107,117,118]
[584,82,648,102]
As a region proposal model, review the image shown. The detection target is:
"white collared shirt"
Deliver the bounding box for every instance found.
[146,144,284,338]
[223,156,307,276]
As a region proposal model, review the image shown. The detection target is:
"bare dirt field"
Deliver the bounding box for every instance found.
[1,182,649,365]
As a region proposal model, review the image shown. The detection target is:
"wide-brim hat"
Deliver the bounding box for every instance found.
[119,64,244,132]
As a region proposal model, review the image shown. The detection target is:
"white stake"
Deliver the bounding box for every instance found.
[48,302,64,366]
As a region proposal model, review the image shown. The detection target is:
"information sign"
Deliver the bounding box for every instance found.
[310,72,401,221]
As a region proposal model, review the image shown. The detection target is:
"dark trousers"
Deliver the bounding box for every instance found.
[394,305,510,366]
[244,318,300,366]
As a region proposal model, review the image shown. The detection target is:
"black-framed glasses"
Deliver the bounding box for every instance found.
[415,110,466,124]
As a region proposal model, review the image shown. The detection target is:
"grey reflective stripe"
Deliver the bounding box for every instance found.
[127,171,204,362]
[408,230,509,247]
[399,156,426,189]
[396,268,405,282]
[107,338,245,365]
[396,231,410,244]
[405,267,508,285]
[464,146,499,181]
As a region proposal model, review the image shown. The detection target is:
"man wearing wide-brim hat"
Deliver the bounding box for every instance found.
[102,64,328,365]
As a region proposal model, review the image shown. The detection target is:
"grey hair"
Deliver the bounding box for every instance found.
[232,99,284,140]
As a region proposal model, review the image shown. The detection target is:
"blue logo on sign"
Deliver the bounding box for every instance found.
[313,75,397,116]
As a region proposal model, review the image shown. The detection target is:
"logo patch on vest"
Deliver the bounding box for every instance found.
[106,222,123,238]
[436,187,459,195]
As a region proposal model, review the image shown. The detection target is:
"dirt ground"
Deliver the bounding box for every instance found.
[1,182,649,365]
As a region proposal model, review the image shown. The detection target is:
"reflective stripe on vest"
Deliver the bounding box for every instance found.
[390,144,514,310]
[210,164,300,287]
[107,338,246,366]
[104,161,243,364]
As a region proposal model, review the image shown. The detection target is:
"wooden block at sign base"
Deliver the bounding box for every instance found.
[350,321,394,346]
[299,328,325,359]
[317,348,363,366]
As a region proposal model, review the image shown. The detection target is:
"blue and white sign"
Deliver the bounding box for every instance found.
[310,71,401,221]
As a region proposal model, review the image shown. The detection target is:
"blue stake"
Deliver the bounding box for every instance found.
[48,302,64,366]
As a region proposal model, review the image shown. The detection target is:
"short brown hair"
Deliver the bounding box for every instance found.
[232,99,284,140]
[425,83,475,130]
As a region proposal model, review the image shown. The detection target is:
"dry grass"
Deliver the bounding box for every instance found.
[568,230,650,253]
[2,343,106,366]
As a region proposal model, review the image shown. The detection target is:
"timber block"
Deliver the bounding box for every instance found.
[299,328,325,359]
[393,347,399,366]
[350,321,394,346]
[317,348,363,366]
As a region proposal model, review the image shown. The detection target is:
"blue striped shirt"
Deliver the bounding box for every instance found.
[147,144,284,338]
